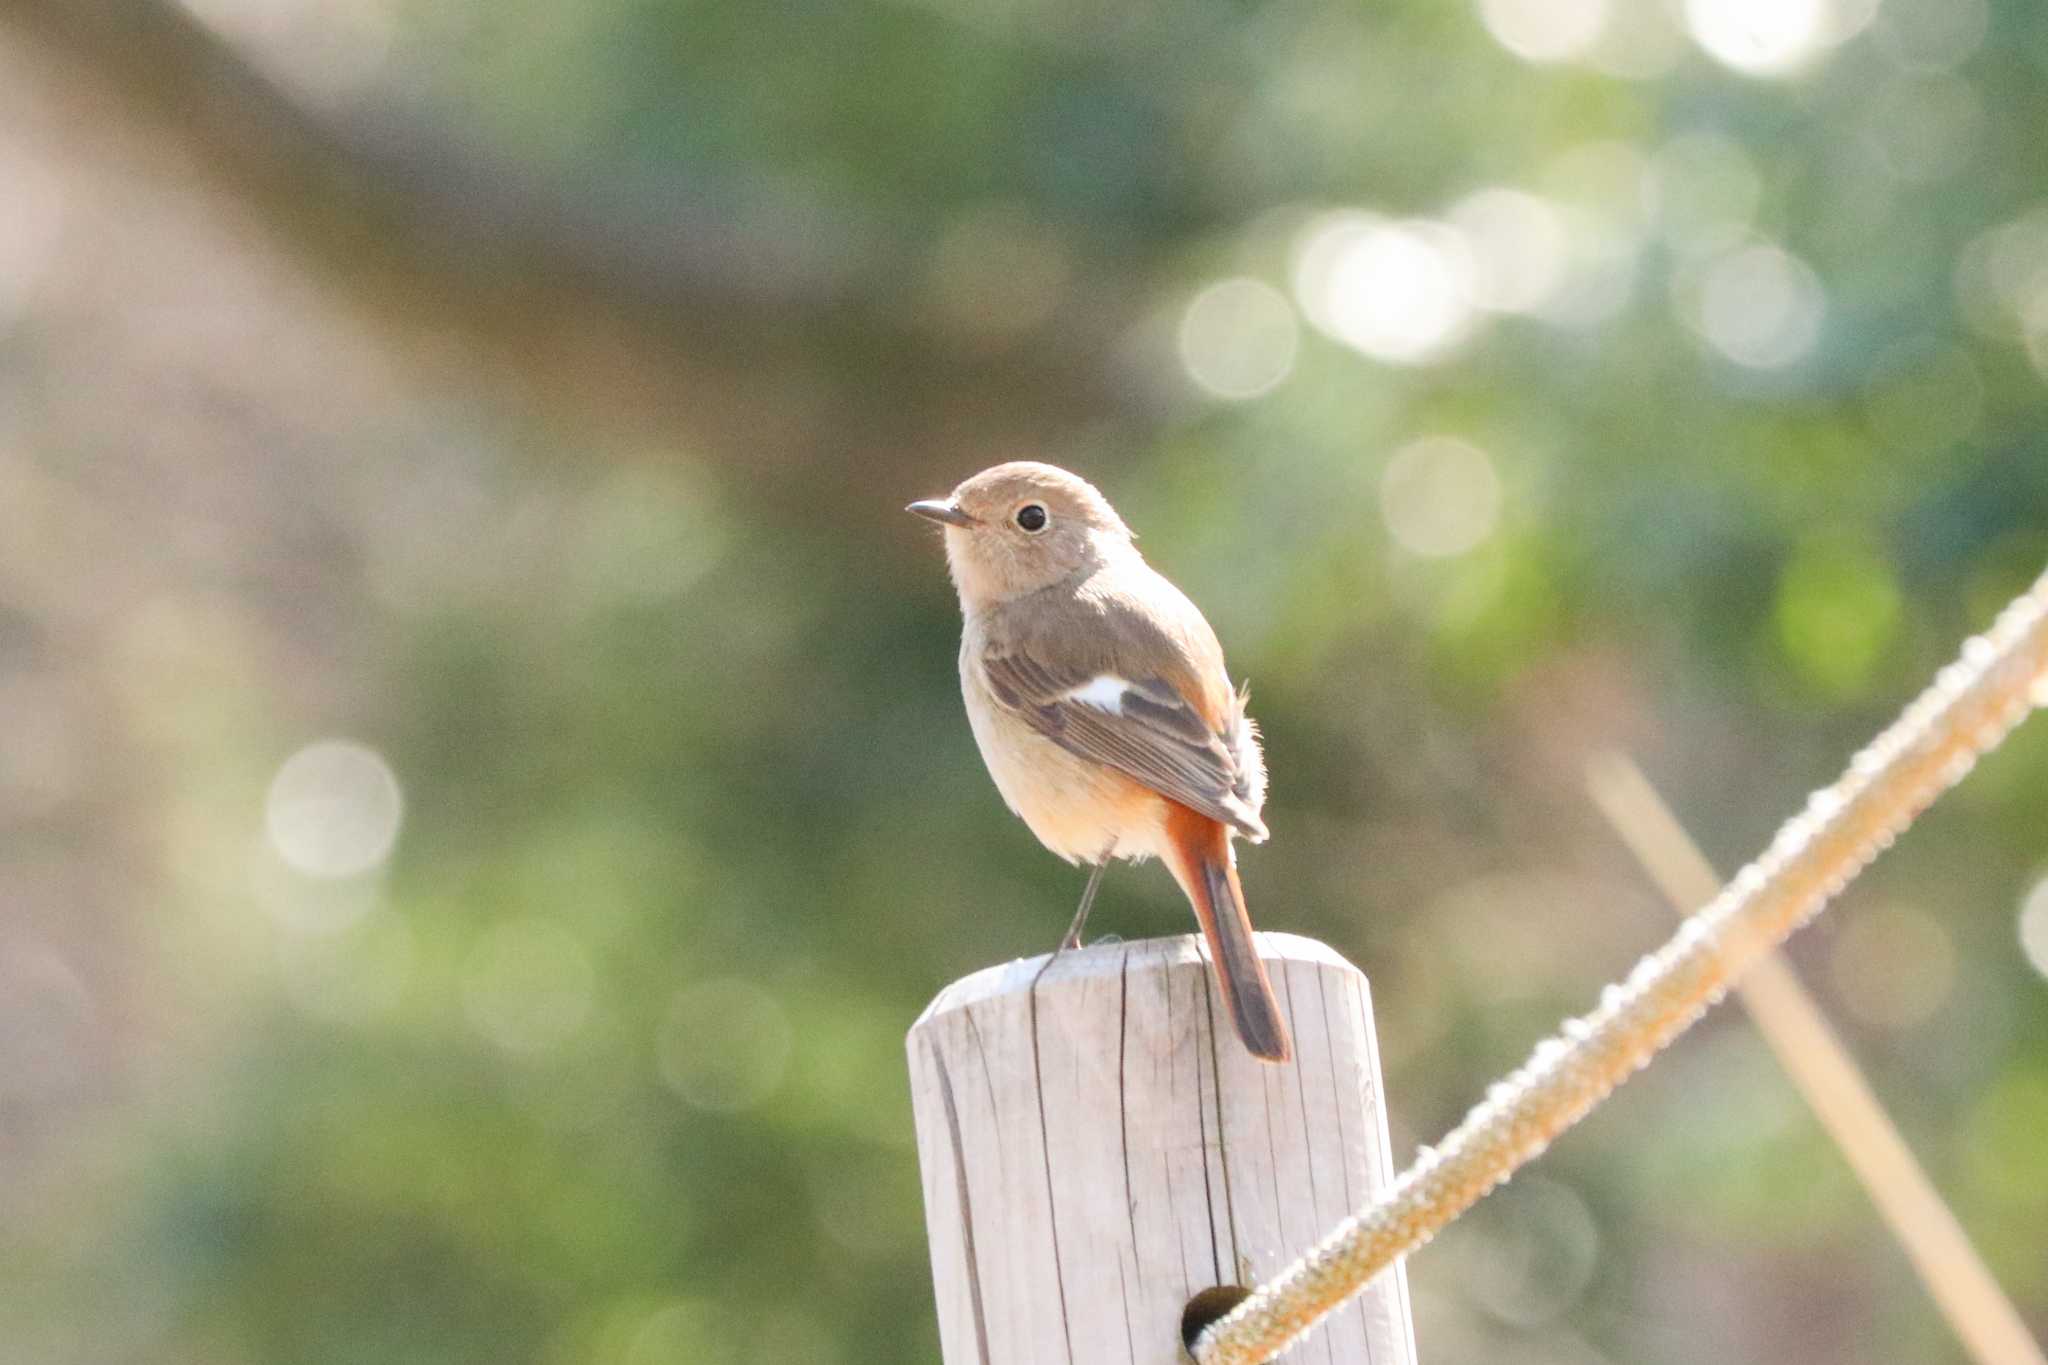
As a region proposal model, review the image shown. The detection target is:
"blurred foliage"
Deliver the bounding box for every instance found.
[5,0,2048,1363]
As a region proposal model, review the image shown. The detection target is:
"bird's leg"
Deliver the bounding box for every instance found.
[1060,854,1111,951]
[1031,843,1117,994]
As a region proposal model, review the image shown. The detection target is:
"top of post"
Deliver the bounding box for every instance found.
[911,931,1361,1031]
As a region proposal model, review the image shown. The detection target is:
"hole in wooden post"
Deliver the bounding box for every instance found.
[1180,1284,1252,1356]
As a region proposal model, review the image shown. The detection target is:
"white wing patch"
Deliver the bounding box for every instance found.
[1063,674,1132,714]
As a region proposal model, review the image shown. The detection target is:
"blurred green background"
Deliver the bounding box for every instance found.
[5,0,2048,1361]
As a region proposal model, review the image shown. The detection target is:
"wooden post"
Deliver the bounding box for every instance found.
[908,932,1417,1364]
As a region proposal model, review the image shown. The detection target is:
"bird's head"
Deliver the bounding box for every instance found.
[907,461,1133,609]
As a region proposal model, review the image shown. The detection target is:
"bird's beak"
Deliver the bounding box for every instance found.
[906,499,978,528]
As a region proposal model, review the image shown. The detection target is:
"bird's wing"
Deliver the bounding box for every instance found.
[978,587,1267,840]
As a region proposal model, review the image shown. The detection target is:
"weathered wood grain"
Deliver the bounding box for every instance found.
[909,933,1417,1364]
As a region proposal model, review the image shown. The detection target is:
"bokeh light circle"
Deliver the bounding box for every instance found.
[461,917,596,1055]
[1466,1177,1602,1326]
[1380,437,1503,558]
[1684,241,1826,369]
[265,739,404,878]
[1828,903,1954,1030]
[1294,213,1479,365]
[657,978,794,1113]
[1684,0,1832,76]
[1644,131,1761,256]
[1449,189,1569,314]
[1477,0,1609,64]
[1177,277,1299,400]
[2019,878,2048,981]
[1953,207,2048,342]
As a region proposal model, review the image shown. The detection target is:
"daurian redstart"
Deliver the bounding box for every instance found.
[909,462,1290,1061]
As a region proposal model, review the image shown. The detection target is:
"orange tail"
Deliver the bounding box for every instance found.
[1162,803,1292,1062]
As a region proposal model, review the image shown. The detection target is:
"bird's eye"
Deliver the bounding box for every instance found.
[1015,503,1048,532]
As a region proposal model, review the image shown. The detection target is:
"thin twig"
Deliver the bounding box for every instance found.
[1587,752,2046,1365]
[1194,568,2048,1364]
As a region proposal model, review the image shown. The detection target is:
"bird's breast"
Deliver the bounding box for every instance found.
[958,641,1166,865]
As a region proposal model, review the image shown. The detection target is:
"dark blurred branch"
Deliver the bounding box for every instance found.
[0,0,1150,495]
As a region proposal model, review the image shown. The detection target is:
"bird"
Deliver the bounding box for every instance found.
[908,461,1291,1062]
